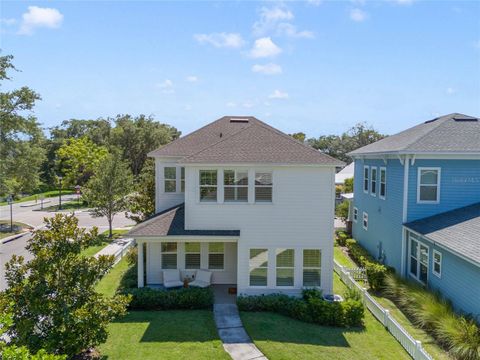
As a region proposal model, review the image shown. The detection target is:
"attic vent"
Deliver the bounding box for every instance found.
[453,116,478,122]
[230,118,249,123]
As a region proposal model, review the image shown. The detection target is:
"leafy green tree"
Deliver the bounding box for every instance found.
[84,153,133,237]
[336,200,350,223]
[1,214,130,357]
[308,123,385,163]
[55,136,108,187]
[126,158,155,223]
[0,55,46,197]
[50,119,112,147]
[289,132,306,142]
[110,114,180,176]
[344,177,354,193]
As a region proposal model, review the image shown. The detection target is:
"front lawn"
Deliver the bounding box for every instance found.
[81,229,129,257]
[98,310,229,360]
[240,273,410,360]
[0,221,32,239]
[0,190,75,205]
[96,256,132,297]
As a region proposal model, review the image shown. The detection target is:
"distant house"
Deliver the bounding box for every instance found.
[349,113,480,316]
[335,162,354,185]
[128,116,343,296]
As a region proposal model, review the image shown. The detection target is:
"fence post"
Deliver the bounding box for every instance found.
[414,340,422,359]
[383,309,390,328]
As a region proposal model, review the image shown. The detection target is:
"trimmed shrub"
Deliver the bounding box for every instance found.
[383,273,480,360]
[336,231,349,247]
[302,288,323,301]
[121,287,214,310]
[237,290,364,328]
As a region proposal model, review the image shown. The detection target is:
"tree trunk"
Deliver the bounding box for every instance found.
[108,217,113,238]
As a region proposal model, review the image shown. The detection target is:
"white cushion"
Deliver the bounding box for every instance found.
[164,280,183,289]
[195,270,212,284]
[163,269,181,283]
[190,280,210,288]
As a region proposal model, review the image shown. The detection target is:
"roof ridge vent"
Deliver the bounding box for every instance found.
[453,116,478,122]
[230,118,249,123]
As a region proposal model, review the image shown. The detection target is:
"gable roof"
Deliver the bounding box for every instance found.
[127,204,240,237]
[349,113,480,156]
[404,202,480,267]
[149,116,343,166]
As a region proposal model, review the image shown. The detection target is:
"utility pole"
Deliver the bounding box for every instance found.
[58,176,63,210]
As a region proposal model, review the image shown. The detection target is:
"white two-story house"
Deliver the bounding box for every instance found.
[128,116,343,296]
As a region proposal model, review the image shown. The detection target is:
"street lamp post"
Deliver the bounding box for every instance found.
[7,195,13,233]
[75,185,81,209]
[58,176,63,210]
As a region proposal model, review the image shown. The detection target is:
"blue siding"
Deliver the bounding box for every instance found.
[407,159,480,222]
[407,233,480,317]
[352,159,405,272]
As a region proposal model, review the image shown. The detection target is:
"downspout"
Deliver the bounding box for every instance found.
[400,155,410,277]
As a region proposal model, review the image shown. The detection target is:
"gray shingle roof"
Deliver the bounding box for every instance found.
[349,113,480,156]
[127,204,240,237]
[149,116,344,166]
[404,203,480,266]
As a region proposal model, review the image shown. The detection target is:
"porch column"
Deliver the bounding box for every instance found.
[137,240,144,288]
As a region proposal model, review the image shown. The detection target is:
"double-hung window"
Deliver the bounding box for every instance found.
[276,249,294,286]
[370,167,377,196]
[433,250,442,278]
[199,170,217,202]
[208,243,224,270]
[353,207,358,222]
[379,167,386,199]
[185,242,200,269]
[181,167,185,193]
[303,249,321,287]
[255,172,273,202]
[224,170,248,202]
[409,233,429,284]
[363,212,368,230]
[249,249,268,286]
[418,168,440,203]
[363,166,369,193]
[161,242,177,269]
[164,167,177,193]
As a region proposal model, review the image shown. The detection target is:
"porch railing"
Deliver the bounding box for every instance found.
[334,260,433,360]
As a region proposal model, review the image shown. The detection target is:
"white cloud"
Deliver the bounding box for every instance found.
[19,6,63,35]
[226,102,237,107]
[186,75,198,82]
[446,87,457,95]
[268,89,289,99]
[156,79,174,94]
[306,0,323,6]
[276,23,314,39]
[249,37,282,58]
[184,104,192,111]
[350,8,368,22]
[242,101,255,108]
[194,32,245,48]
[1,18,17,26]
[253,6,294,35]
[391,0,414,5]
[252,63,283,75]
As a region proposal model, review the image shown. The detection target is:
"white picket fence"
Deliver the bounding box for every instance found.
[334,260,433,360]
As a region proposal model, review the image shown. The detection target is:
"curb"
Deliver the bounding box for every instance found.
[0,231,30,244]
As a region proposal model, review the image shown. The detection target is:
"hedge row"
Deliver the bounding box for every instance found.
[237,289,364,327]
[344,238,392,291]
[120,287,214,310]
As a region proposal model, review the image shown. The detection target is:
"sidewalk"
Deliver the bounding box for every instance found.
[94,237,134,264]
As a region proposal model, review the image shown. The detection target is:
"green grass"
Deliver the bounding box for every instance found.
[36,200,89,212]
[98,310,229,360]
[0,221,32,239]
[240,274,410,360]
[334,246,451,359]
[96,256,132,297]
[0,190,75,205]
[81,229,129,258]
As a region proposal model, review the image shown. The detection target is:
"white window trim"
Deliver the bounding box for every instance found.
[208,243,225,271]
[199,169,218,203]
[417,167,441,204]
[379,167,386,200]
[432,249,442,278]
[363,166,369,194]
[255,171,273,203]
[161,242,178,270]
[370,166,377,197]
[302,249,322,288]
[184,242,201,270]
[164,166,177,194]
[249,248,269,287]
[362,212,368,230]
[353,207,358,223]
[408,234,429,285]
[224,169,249,202]
[180,167,185,193]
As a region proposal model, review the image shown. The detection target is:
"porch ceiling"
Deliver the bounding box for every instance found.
[127,204,240,238]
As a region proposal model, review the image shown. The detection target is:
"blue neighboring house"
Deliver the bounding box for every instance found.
[349,113,480,318]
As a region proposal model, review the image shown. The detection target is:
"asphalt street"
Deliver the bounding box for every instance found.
[0,196,135,290]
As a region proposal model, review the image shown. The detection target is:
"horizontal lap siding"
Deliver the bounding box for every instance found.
[407,159,480,222]
[185,166,335,296]
[155,158,185,213]
[352,159,404,272]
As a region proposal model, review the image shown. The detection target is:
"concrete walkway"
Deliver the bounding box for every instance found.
[213,286,267,360]
[94,237,134,264]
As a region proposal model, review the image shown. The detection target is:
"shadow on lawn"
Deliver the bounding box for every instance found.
[112,310,220,343]
[241,312,366,347]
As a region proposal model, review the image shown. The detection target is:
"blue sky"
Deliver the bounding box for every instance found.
[1,1,479,137]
